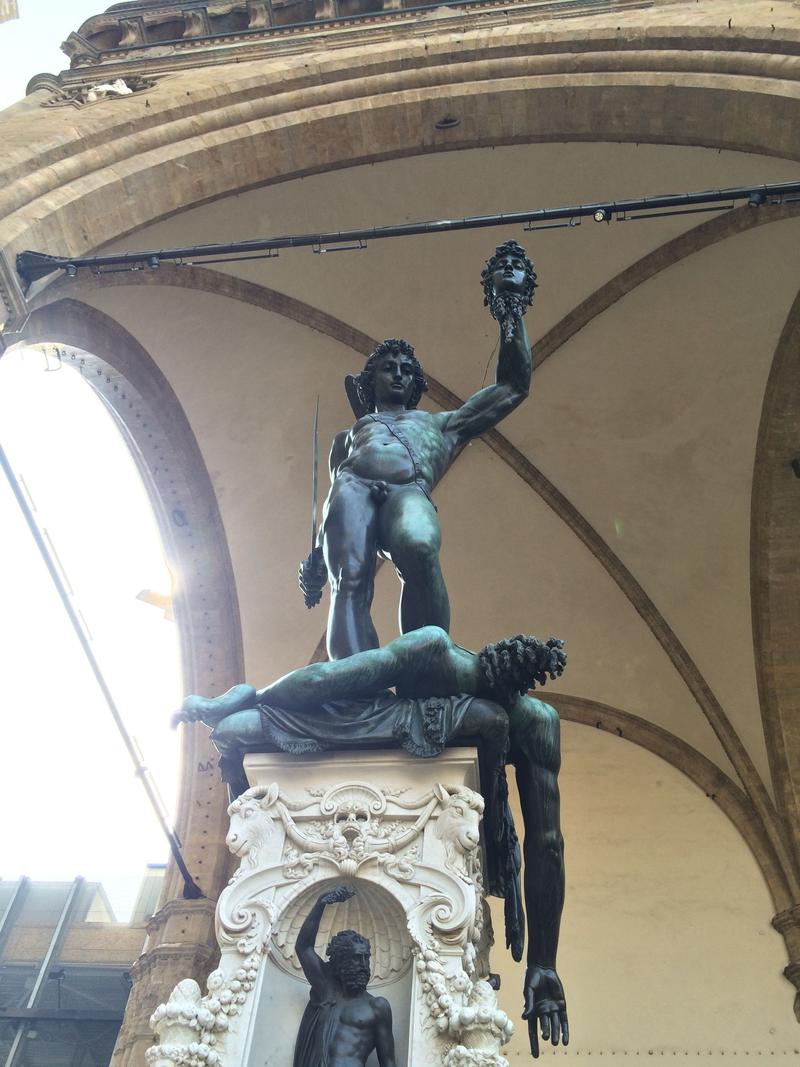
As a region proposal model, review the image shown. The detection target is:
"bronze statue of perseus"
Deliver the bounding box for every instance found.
[299,240,538,660]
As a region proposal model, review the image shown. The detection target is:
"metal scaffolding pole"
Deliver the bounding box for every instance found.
[2,878,85,1067]
[0,878,30,959]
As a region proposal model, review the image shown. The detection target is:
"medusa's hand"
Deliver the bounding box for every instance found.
[523,965,568,1058]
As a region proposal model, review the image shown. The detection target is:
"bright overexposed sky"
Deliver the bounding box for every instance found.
[0,347,182,920]
[0,0,102,110]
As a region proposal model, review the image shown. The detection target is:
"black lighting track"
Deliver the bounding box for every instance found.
[15,179,800,288]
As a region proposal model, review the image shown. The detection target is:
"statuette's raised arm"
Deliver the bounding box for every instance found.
[295,885,356,989]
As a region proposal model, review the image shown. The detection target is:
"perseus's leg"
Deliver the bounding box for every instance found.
[322,476,380,660]
[379,488,450,635]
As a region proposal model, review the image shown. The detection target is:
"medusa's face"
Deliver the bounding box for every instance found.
[490,251,529,298]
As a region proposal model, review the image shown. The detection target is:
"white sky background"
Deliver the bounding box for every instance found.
[0,7,185,921]
[0,0,102,110]
[0,349,182,921]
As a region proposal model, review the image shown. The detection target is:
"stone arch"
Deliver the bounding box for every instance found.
[751,287,800,879]
[534,203,800,370]
[5,296,244,905]
[6,26,800,269]
[551,694,793,915]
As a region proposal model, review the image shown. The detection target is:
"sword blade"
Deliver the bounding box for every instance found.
[311,396,319,552]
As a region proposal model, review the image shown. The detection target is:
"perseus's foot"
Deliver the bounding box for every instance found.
[172,683,258,728]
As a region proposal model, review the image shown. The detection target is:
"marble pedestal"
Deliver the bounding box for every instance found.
[148,748,513,1067]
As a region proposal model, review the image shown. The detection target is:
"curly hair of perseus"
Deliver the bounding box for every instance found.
[480,239,538,310]
[355,338,429,412]
[478,635,566,702]
[327,929,371,966]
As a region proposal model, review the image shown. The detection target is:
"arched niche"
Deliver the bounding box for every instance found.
[252,877,414,1067]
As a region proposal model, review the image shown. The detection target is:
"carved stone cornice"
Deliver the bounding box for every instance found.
[50,0,654,75]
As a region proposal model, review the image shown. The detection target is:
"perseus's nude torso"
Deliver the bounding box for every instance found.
[336,409,454,489]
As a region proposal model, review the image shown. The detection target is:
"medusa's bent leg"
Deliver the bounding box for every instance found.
[256,643,401,713]
[177,684,257,727]
[210,708,265,747]
[208,710,265,800]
